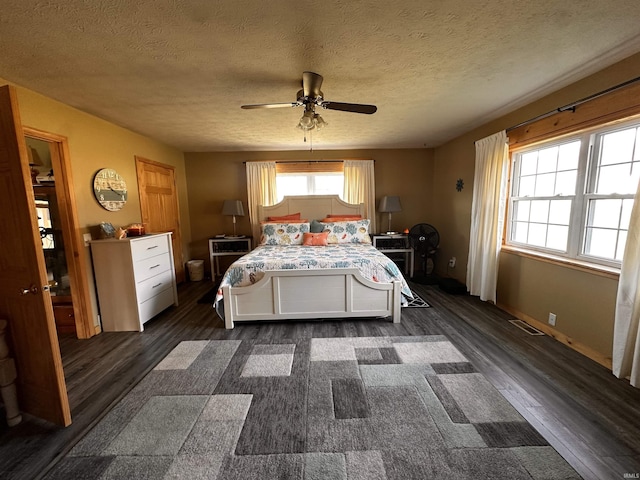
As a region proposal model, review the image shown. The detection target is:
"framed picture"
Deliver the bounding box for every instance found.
[99,222,116,238]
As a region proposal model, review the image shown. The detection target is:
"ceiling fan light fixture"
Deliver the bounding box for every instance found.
[314,113,327,130]
[297,109,317,131]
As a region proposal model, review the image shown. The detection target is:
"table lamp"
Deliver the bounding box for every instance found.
[378,195,402,235]
[28,147,43,184]
[222,199,245,237]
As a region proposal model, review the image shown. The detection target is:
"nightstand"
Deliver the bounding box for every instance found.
[372,234,414,278]
[209,236,252,278]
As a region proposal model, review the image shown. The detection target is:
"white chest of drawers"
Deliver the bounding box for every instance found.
[90,232,179,331]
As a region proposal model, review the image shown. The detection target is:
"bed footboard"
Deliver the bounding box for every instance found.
[222,268,401,329]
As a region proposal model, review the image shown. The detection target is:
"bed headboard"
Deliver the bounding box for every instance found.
[258,195,364,221]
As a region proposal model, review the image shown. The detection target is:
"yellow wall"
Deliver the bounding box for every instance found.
[432,52,640,364]
[2,78,190,328]
[184,149,434,273]
[497,253,618,357]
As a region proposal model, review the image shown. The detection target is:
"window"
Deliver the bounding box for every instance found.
[507,119,640,267]
[36,203,55,249]
[275,162,344,202]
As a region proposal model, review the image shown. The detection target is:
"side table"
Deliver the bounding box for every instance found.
[372,234,414,278]
[209,236,252,278]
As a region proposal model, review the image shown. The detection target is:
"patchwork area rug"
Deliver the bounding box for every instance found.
[45,336,580,479]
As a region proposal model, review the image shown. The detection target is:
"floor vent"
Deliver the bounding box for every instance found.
[509,319,545,336]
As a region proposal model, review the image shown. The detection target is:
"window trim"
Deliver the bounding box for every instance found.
[507,81,640,150]
[275,161,344,174]
[500,244,620,280]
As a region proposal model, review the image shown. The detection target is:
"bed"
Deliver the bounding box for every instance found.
[214,195,413,329]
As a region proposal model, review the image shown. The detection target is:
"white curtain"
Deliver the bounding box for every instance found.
[613,178,640,387]
[246,161,277,241]
[343,160,376,232]
[466,131,509,303]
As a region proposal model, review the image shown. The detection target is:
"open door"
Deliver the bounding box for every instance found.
[0,85,71,426]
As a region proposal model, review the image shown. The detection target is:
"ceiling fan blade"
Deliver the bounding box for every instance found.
[302,71,323,98]
[241,102,299,109]
[321,101,377,114]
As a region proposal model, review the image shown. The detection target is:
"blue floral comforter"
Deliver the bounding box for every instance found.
[214,244,413,317]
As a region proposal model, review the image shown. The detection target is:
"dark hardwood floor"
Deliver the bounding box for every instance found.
[1,279,639,479]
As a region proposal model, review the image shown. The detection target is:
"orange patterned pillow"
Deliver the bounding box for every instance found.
[267,212,301,221]
[261,219,308,224]
[322,216,363,222]
[325,214,362,219]
[302,232,329,246]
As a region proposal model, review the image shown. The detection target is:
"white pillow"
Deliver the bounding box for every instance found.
[259,222,310,245]
[320,219,371,244]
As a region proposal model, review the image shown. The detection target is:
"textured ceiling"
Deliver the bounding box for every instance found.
[1,1,640,152]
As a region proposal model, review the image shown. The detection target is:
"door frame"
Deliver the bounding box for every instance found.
[24,127,96,339]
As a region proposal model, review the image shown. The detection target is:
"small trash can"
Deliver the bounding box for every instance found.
[187,259,204,281]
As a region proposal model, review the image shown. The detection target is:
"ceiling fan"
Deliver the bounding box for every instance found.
[241,71,377,132]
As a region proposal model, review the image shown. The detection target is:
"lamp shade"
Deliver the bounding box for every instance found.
[28,147,43,167]
[222,199,245,217]
[378,195,402,213]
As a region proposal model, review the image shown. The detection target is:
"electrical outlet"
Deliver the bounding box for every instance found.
[83,233,92,247]
[448,257,456,268]
[548,312,557,326]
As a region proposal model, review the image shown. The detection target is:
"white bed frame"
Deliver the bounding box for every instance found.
[221,195,402,329]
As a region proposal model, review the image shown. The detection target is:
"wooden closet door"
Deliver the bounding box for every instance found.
[0,85,71,426]
[135,156,185,282]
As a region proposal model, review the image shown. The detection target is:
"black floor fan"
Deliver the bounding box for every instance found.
[408,223,440,284]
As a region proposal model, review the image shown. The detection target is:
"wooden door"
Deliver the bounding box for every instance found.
[0,85,71,426]
[135,156,185,282]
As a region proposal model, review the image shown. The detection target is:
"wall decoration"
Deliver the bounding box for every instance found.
[93,168,127,211]
[99,222,116,238]
[456,178,464,192]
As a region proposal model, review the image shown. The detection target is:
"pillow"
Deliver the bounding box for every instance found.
[325,214,362,219]
[321,216,362,222]
[260,222,309,245]
[267,212,301,221]
[320,219,372,244]
[302,232,329,246]
[261,219,308,224]
[310,219,325,233]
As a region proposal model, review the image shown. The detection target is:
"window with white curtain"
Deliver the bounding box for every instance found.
[275,173,344,202]
[507,119,640,268]
[275,162,344,202]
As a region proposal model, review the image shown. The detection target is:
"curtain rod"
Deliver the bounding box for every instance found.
[243,159,373,164]
[506,75,640,133]
[277,160,343,163]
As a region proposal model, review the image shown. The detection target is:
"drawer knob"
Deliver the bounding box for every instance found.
[152,283,162,289]
[149,264,161,269]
